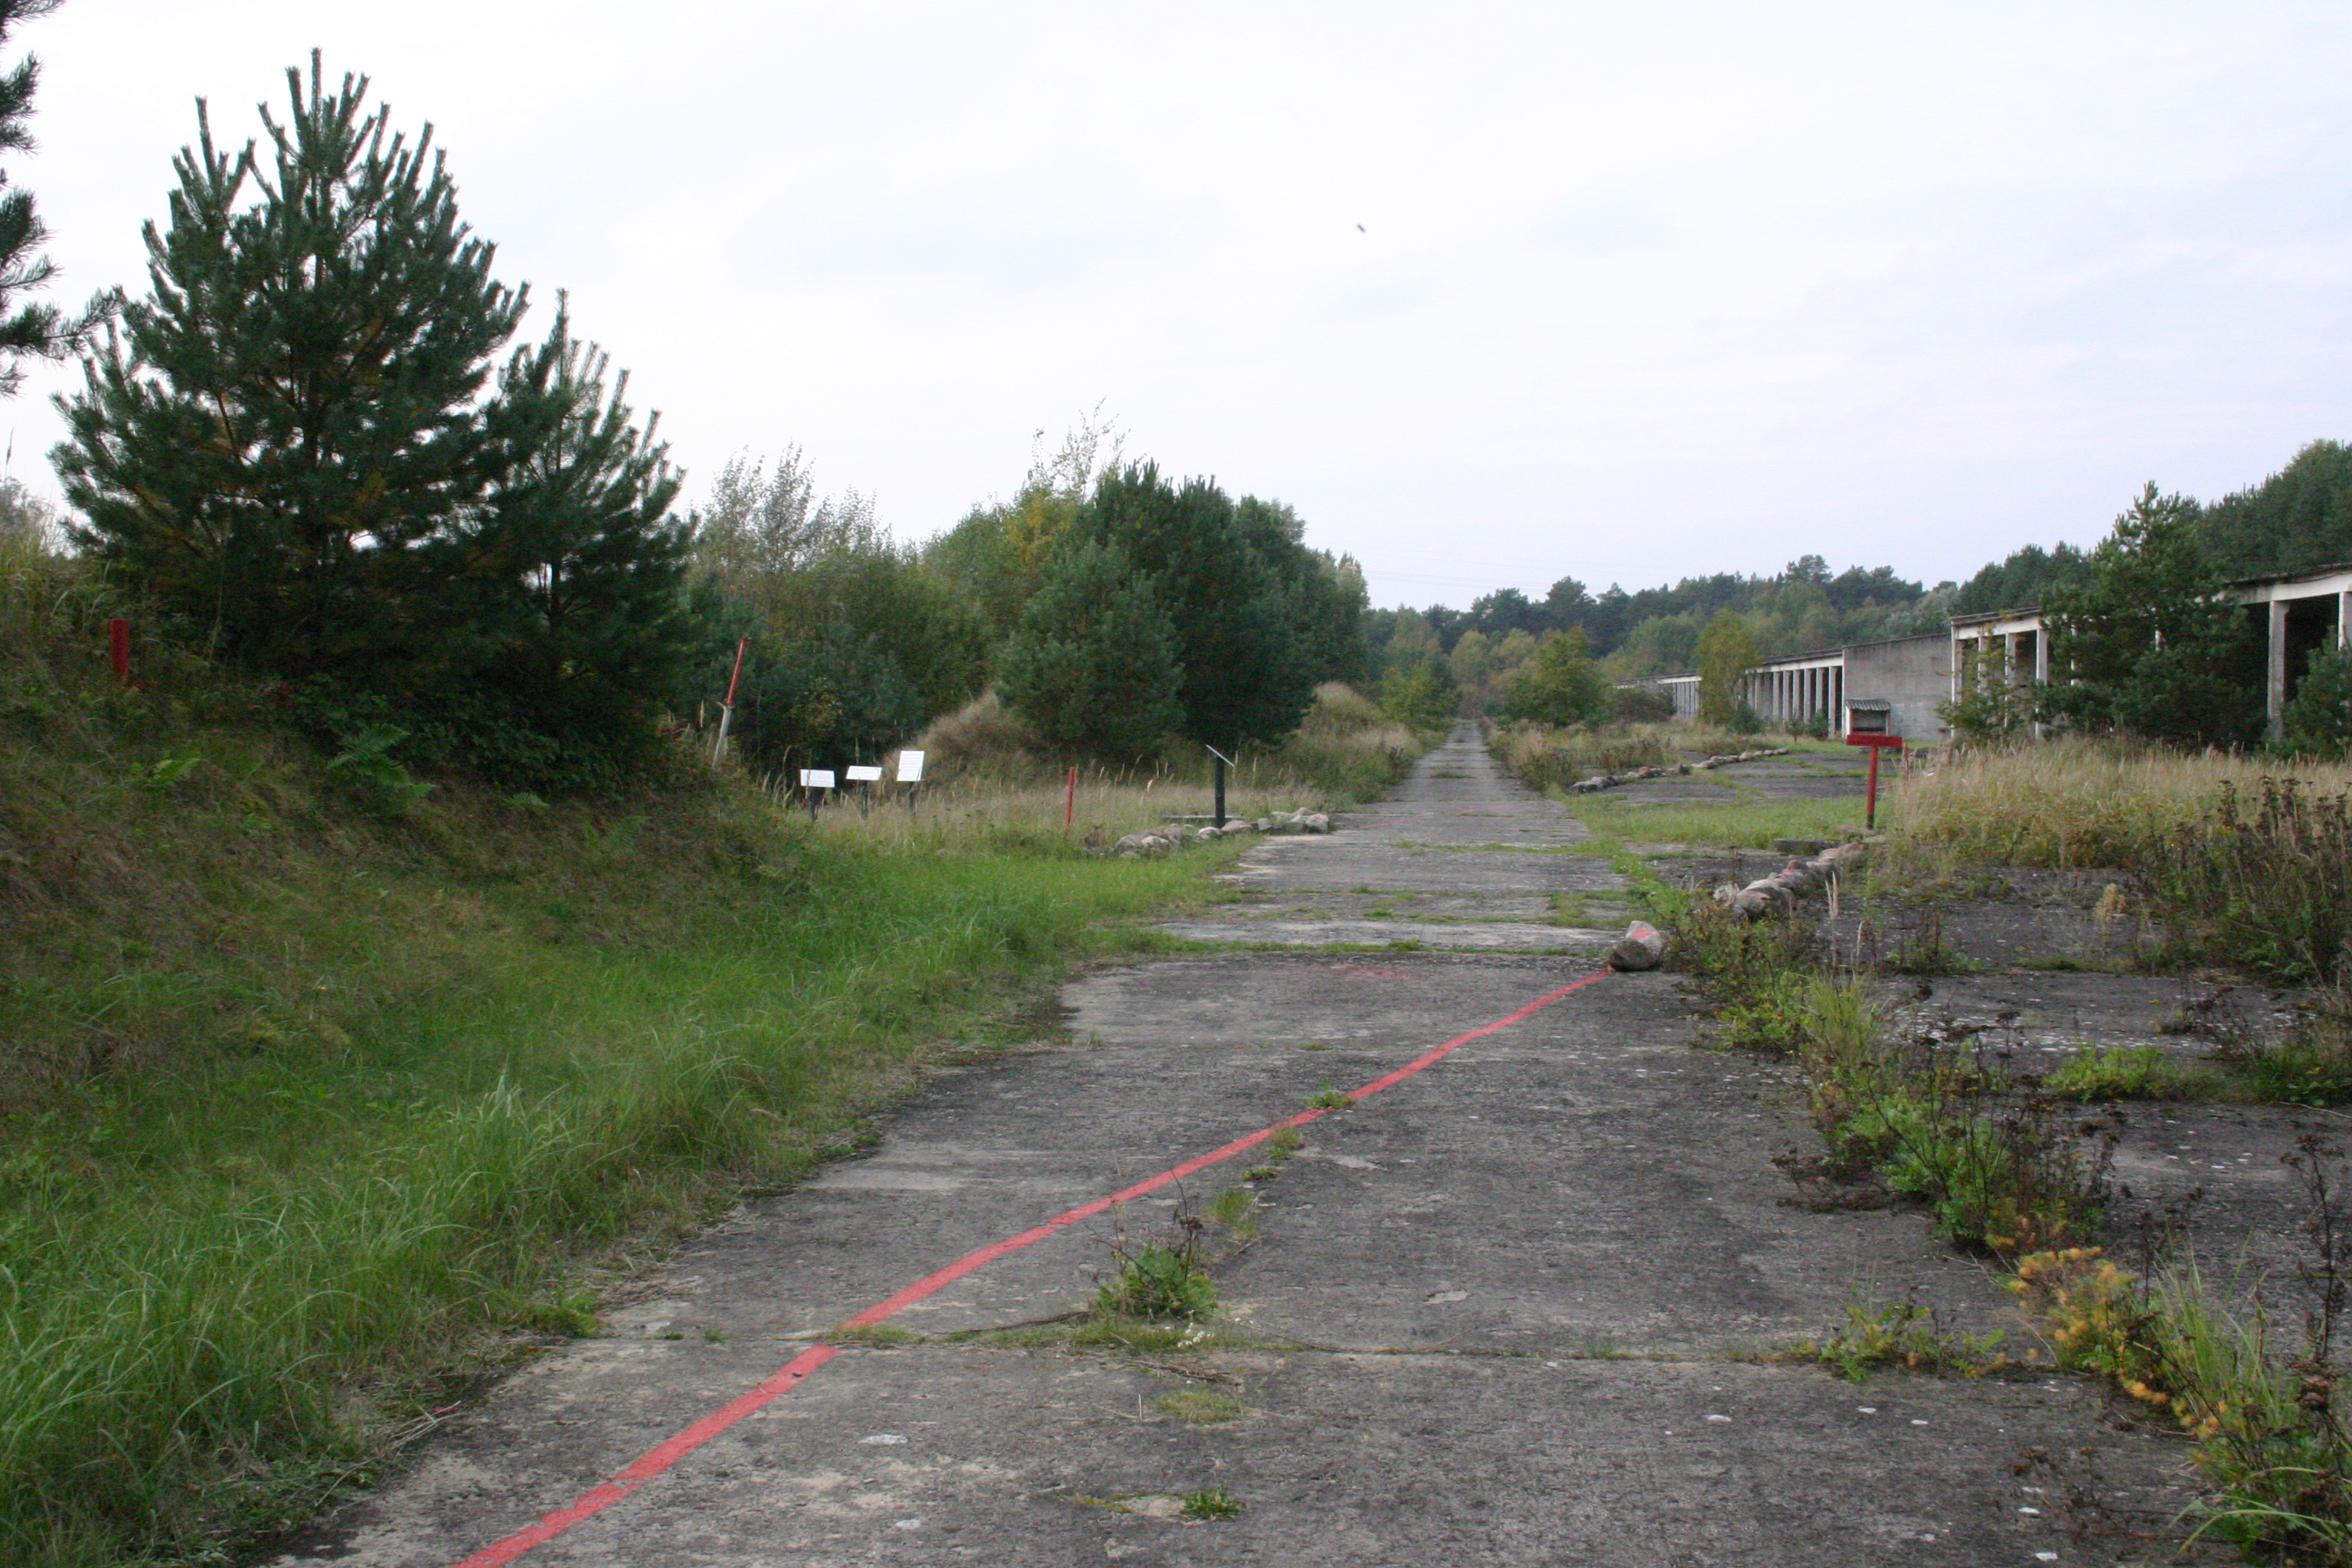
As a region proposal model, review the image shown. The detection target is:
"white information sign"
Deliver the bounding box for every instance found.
[845,765,884,782]
[799,769,836,789]
[896,750,926,783]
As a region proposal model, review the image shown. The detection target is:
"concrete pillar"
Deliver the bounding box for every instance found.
[2340,590,2350,649]
[2269,599,2290,740]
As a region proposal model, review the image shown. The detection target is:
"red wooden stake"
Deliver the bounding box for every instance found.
[107,619,129,685]
[1065,765,1077,830]
[1844,733,1905,831]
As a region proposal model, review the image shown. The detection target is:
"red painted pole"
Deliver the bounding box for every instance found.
[1065,765,1077,830]
[710,635,751,766]
[722,635,750,707]
[107,619,129,685]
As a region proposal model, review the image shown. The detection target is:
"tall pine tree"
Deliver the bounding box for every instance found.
[57,54,528,678]
[57,57,698,789]
[2037,484,2264,748]
[0,0,109,396]
[1076,462,1318,750]
[995,539,1183,762]
[454,301,697,778]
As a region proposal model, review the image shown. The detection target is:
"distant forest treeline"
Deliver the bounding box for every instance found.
[1374,438,2352,706]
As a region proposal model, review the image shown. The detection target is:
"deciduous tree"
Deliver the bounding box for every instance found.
[1500,627,1607,727]
[1695,612,1757,727]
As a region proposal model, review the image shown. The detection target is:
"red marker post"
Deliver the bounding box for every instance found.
[710,635,750,767]
[107,618,130,686]
[1065,766,1077,831]
[1844,732,1904,830]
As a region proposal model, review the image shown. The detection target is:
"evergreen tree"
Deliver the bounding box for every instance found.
[2200,439,2352,578]
[1077,462,1318,750]
[0,0,109,397]
[2037,484,2263,749]
[458,303,697,775]
[995,540,1182,762]
[2282,644,2352,759]
[57,57,701,789]
[58,55,529,678]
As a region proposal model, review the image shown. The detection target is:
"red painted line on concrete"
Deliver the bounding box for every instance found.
[450,967,1613,1566]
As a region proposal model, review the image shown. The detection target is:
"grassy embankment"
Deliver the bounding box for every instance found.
[1625,737,2352,1560]
[0,535,1418,1566]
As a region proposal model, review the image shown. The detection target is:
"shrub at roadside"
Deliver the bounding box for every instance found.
[1487,723,1674,794]
[906,682,1415,808]
[2012,1140,2352,1560]
[1496,627,1606,727]
[2155,778,2352,985]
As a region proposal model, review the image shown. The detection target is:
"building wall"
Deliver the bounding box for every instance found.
[1847,632,1951,742]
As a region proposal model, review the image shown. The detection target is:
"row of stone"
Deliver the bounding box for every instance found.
[1711,838,1872,919]
[1113,810,1333,858]
[1563,747,1792,795]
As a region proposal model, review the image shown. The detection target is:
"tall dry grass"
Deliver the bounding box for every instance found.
[1488,719,1817,795]
[835,681,1419,851]
[1897,740,2352,869]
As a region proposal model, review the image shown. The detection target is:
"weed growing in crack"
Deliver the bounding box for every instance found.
[2006,1138,2352,1560]
[1666,900,1827,1048]
[1880,904,1981,977]
[1095,1197,1217,1321]
[1182,1488,1245,1519]
[1207,1185,1261,1242]
[1305,1077,1354,1110]
[1067,1318,1216,1353]
[1157,1389,1244,1424]
[2218,989,2352,1106]
[2042,1044,2204,1102]
[1785,1296,2012,1380]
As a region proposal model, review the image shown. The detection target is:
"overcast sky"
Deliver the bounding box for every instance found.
[12,2,2352,606]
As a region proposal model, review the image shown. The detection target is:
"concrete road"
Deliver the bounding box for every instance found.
[282,728,2205,1567]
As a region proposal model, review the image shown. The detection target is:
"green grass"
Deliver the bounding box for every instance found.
[0,528,1429,1567]
[0,838,1210,1566]
[2043,1044,2211,1101]
[1156,1389,1244,1425]
[1570,792,1866,850]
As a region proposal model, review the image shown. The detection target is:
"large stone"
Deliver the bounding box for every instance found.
[1606,920,1667,971]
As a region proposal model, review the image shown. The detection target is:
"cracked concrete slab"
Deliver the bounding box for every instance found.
[1153,917,1612,952]
[273,727,2216,1568]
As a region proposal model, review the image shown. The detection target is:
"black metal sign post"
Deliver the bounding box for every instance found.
[1205,744,1236,829]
